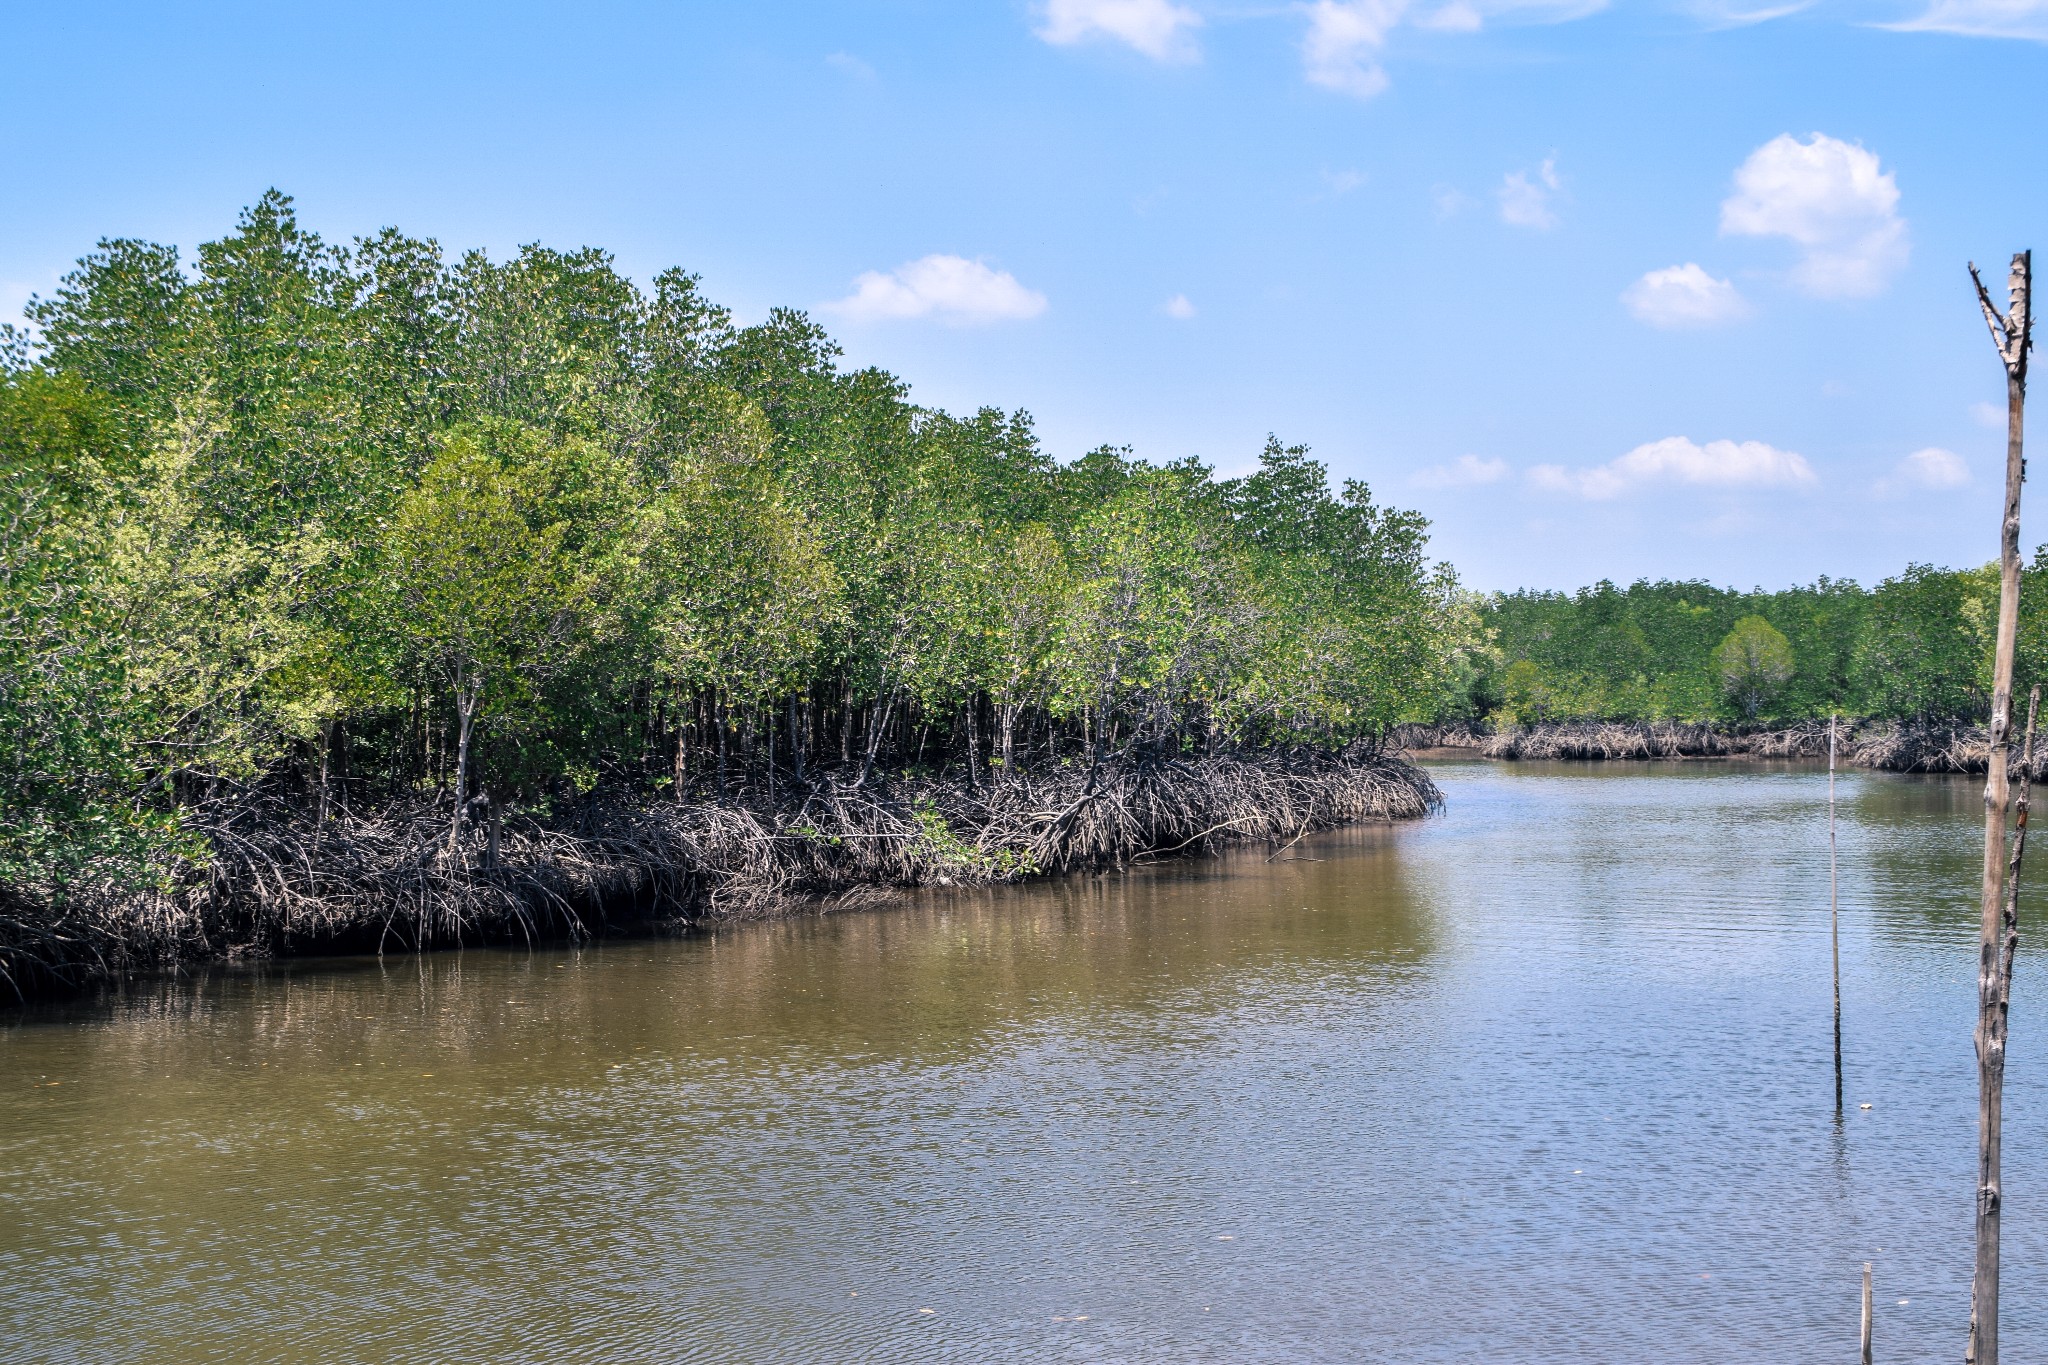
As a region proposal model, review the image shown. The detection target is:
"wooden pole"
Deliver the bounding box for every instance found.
[1968,250,2033,1365]
[1832,713,1843,1116]
[1861,1261,1873,1365]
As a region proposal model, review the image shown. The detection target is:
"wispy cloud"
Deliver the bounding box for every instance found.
[824,255,1049,325]
[1163,293,1197,319]
[1721,133,1907,298]
[1412,455,1511,489]
[1499,157,1562,229]
[1884,0,2048,39]
[1874,447,1970,497]
[1530,437,1816,499]
[1681,0,1815,26]
[1622,263,1750,328]
[1299,0,1604,99]
[1037,0,1204,61]
[1973,400,2007,428]
[825,52,877,80]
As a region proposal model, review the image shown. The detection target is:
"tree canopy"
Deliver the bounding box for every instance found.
[0,192,1478,909]
[1475,564,2047,726]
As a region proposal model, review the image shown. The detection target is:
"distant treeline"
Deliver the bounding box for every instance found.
[0,192,1475,926]
[1469,565,2048,727]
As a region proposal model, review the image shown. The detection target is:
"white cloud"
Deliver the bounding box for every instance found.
[1875,447,1970,496]
[1412,455,1511,489]
[1887,0,2048,38]
[1322,168,1368,196]
[1622,263,1750,328]
[824,52,876,80]
[1720,133,1908,298]
[1682,0,1815,25]
[1302,0,1406,98]
[1529,437,1817,499]
[824,256,1049,325]
[1499,157,1562,229]
[1298,0,1602,98]
[1973,400,2007,427]
[1163,293,1197,319]
[1037,0,1203,61]
[1416,1,1485,28]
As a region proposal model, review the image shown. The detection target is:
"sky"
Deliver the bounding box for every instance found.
[2,1,2045,592]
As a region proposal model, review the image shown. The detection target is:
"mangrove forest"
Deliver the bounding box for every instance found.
[0,193,1472,996]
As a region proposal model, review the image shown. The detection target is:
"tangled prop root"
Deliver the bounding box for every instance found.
[2,747,1439,1001]
[1471,718,2041,776]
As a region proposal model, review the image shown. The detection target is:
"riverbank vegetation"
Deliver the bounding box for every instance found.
[1464,716,2000,771]
[1443,568,2048,772]
[0,193,1467,998]
[1467,568,2048,731]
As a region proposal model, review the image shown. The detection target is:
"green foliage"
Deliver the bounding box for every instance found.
[1482,564,2023,726]
[1,193,1473,910]
[381,433,580,719]
[638,392,841,706]
[1714,616,1795,719]
[1854,564,1995,722]
[0,372,185,899]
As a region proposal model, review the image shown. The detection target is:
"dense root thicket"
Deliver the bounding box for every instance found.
[1385,722,1490,750]
[1845,721,2000,774]
[1462,718,2031,774]
[0,748,1438,1003]
[1480,721,1743,760]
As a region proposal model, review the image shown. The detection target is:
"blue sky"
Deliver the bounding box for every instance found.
[2,0,2045,591]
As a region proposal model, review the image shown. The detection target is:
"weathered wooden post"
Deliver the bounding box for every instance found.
[1861,1261,1873,1365]
[1831,713,1843,1115]
[1967,250,2033,1365]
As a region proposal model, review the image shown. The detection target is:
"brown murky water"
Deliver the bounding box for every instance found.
[3,760,2043,1361]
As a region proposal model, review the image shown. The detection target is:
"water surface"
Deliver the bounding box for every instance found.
[4,760,2043,1361]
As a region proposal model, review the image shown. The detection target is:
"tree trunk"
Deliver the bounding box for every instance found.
[841,681,854,765]
[790,692,806,782]
[485,791,501,870]
[964,698,982,789]
[317,720,333,826]
[1969,250,2032,1365]
[859,694,893,785]
[673,706,688,801]
[716,694,729,800]
[448,673,481,861]
[652,695,667,783]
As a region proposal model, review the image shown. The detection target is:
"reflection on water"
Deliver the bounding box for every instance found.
[2,760,2042,1362]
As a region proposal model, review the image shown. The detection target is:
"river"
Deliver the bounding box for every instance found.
[4,759,2044,1362]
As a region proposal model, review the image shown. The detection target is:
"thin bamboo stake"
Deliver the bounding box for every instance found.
[1861,1261,1873,1365]
[1832,713,1843,1116]
[1968,249,2032,1365]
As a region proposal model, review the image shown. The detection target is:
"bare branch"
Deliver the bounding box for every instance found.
[1972,253,2034,383]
